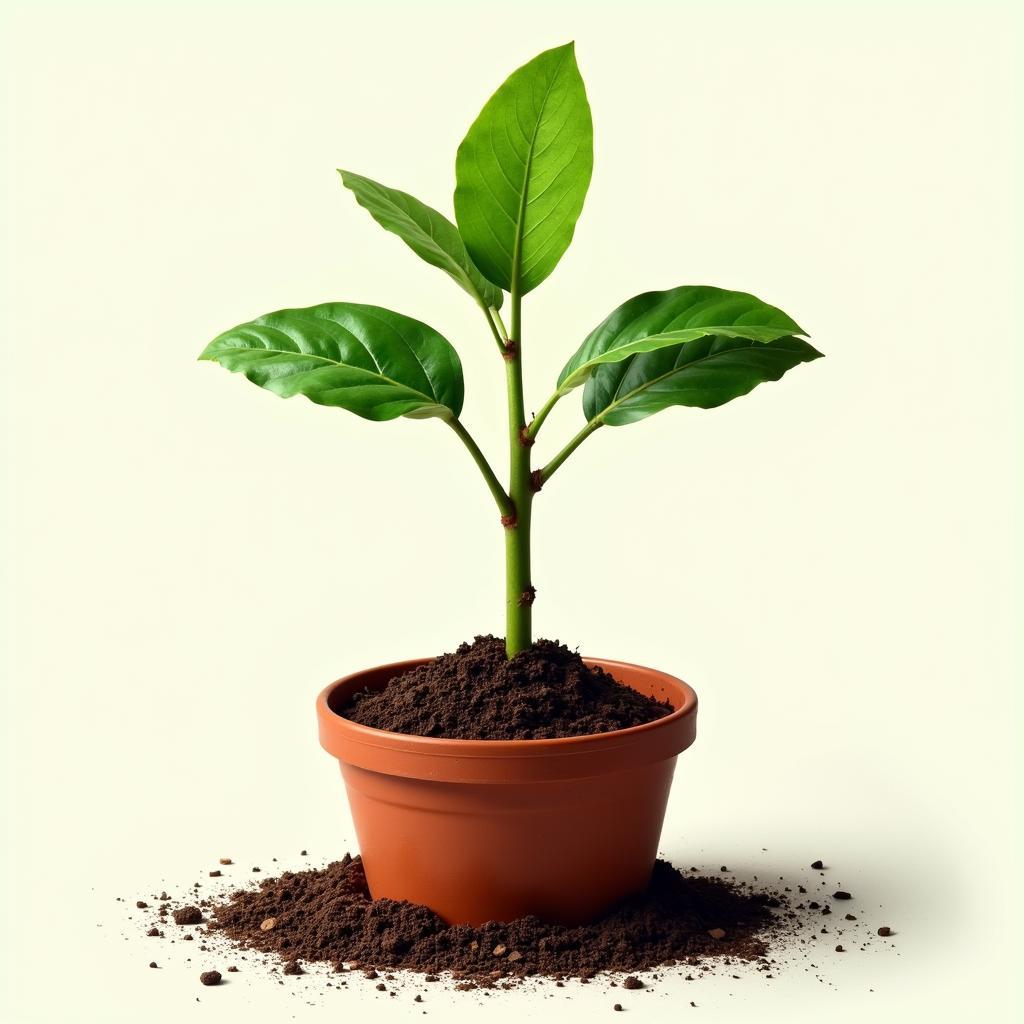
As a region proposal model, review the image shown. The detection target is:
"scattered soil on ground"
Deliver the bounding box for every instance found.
[133,851,896,994]
[342,636,671,740]
[209,854,778,980]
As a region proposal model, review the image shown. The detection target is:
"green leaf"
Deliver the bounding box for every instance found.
[454,42,593,295]
[338,170,503,310]
[559,286,806,391]
[199,302,464,421]
[583,335,823,426]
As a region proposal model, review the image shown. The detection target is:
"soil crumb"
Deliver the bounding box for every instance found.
[210,854,777,979]
[342,636,671,740]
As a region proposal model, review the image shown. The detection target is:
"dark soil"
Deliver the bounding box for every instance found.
[342,636,672,740]
[134,851,895,993]
[210,854,779,979]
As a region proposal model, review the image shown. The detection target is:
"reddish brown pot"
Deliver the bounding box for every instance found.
[316,657,697,926]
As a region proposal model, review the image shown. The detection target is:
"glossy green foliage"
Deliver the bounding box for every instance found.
[583,334,822,425]
[200,302,463,421]
[454,42,593,295]
[339,170,503,310]
[200,44,823,658]
[559,286,804,391]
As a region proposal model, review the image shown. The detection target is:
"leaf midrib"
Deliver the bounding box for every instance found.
[214,340,441,407]
[385,196,462,272]
[346,172,496,307]
[509,47,570,292]
[562,325,795,390]
[590,339,800,423]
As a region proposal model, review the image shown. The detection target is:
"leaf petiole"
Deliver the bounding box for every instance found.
[446,416,514,520]
[537,418,603,488]
[525,388,565,440]
[490,307,510,345]
[481,304,508,355]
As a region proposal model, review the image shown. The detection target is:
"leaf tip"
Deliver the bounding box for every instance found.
[541,40,578,61]
[198,336,227,362]
[795,338,825,362]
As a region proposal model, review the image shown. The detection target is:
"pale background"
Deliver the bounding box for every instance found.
[1,1,1020,1021]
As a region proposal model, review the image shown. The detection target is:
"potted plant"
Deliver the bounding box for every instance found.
[200,42,821,926]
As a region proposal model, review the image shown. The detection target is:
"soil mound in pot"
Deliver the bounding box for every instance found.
[342,635,672,740]
[211,854,778,978]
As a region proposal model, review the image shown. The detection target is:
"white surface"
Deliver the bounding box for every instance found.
[1,1,1020,1021]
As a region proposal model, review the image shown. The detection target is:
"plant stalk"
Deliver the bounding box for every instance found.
[481,303,507,355]
[504,285,533,656]
[446,417,513,519]
[539,418,603,486]
[525,388,563,440]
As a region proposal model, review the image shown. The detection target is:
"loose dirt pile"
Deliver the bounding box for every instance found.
[343,636,671,740]
[207,855,779,982]
[133,853,897,996]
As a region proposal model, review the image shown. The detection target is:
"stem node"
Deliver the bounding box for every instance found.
[503,282,532,657]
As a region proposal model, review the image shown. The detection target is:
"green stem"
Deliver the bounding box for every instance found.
[538,419,603,487]
[491,308,510,343]
[526,387,564,440]
[447,418,514,519]
[504,284,533,657]
[481,303,506,355]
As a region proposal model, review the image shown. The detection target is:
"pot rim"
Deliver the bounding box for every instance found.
[317,657,697,781]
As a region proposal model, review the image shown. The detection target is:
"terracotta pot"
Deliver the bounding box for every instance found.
[316,657,697,926]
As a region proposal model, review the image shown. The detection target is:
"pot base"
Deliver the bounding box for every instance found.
[317,658,697,925]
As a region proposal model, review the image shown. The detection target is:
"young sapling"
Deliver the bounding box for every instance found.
[200,42,822,658]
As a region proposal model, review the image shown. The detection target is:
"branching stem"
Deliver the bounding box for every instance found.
[491,308,510,344]
[446,417,514,520]
[481,304,507,355]
[526,388,564,440]
[538,418,603,486]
